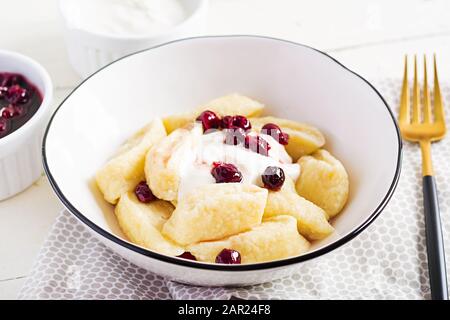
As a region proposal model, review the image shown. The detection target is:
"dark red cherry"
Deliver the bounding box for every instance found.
[211,162,242,183]
[177,252,197,261]
[221,115,233,129]
[261,166,285,191]
[261,123,289,145]
[232,115,251,130]
[0,118,9,133]
[134,181,155,203]
[215,249,241,264]
[280,133,289,145]
[223,127,246,146]
[0,73,41,139]
[221,115,251,131]
[6,85,29,104]
[244,135,271,156]
[1,105,23,119]
[196,110,221,132]
[1,74,23,88]
[0,86,7,99]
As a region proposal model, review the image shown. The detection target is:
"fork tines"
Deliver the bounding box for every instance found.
[399,55,446,141]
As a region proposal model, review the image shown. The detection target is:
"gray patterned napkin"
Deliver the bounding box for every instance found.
[18,79,450,299]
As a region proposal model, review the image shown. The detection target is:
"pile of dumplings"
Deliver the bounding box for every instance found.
[95,94,349,264]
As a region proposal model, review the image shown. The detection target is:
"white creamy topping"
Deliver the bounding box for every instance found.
[64,0,187,36]
[176,124,300,200]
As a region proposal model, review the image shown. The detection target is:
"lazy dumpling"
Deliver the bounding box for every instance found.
[250,116,325,161]
[296,149,349,218]
[163,93,265,133]
[144,127,193,201]
[264,177,334,240]
[96,118,166,204]
[115,192,184,256]
[162,183,268,245]
[188,215,310,264]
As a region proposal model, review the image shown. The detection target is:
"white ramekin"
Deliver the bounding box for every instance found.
[59,0,208,79]
[0,50,53,201]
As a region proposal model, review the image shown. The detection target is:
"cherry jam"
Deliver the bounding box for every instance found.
[0,73,42,139]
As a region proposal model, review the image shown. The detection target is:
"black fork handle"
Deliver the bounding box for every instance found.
[423,175,449,300]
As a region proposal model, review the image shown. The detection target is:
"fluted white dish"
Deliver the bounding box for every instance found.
[59,0,208,79]
[43,36,401,286]
[0,50,53,201]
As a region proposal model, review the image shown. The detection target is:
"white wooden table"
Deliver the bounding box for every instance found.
[1,0,450,299]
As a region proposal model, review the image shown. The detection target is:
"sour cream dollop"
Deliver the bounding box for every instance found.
[176,124,300,200]
[64,0,187,36]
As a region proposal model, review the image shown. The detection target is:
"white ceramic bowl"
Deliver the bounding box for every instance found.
[0,50,53,201]
[43,36,401,286]
[59,0,208,79]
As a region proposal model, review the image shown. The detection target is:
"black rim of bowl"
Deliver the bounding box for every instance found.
[42,35,403,271]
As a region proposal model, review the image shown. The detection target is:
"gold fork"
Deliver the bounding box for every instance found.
[399,55,448,300]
